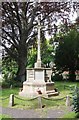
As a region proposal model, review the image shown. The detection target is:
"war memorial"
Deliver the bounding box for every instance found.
[19,17,59,98]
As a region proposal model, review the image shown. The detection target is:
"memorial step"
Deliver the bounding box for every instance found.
[47,92,59,97]
[46,90,55,94]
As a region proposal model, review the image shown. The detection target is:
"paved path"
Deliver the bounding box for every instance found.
[0,106,72,119]
[46,107,72,118]
[0,106,40,118]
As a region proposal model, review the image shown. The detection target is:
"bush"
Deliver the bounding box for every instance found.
[52,73,63,81]
[2,80,11,88]
[72,86,79,118]
[76,113,79,118]
[11,80,22,87]
[2,79,22,88]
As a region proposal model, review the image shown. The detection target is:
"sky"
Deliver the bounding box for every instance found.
[45,9,78,39]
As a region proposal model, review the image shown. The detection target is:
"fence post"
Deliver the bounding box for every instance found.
[9,94,14,107]
[66,95,70,106]
[38,95,42,109]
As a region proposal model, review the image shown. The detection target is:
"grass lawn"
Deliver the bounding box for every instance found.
[0,114,14,120]
[62,111,78,118]
[0,81,79,110]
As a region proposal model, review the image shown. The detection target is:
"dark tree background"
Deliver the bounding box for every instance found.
[54,28,79,81]
[1,2,79,82]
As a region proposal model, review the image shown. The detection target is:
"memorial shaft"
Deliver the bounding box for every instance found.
[37,19,41,61]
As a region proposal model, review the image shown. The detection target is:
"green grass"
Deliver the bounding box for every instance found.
[0,114,14,120]
[2,88,19,97]
[0,88,19,108]
[0,81,79,110]
[62,111,77,118]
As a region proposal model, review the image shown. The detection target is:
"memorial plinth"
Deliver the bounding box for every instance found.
[19,18,58,98]
[19,67,58,98]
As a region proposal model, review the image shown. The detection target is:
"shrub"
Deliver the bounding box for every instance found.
[72,86,79,118]
[52,73,63,81]
[2,79,11,88]
[2,78,22,88]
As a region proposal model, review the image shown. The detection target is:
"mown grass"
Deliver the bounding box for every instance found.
[0,114,14,120]
[2,88,19,97]
[0,81,79,110]
[62,111,77,118]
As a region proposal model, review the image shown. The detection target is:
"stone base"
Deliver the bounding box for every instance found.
[34,60,41,68]
[19,81,59,98]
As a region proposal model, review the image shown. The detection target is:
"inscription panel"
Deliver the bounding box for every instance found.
[35,70,44,81]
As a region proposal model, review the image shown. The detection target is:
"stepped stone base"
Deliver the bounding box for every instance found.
[19,81,59,98]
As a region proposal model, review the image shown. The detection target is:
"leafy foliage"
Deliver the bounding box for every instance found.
[27,47,37,68]
[41,40,54,66]
[52,73,63,81]
[54,28,79,81]
[2,57,17,79]
[27,39,54,68]
[72,86,79,118]
[2,56,19,88]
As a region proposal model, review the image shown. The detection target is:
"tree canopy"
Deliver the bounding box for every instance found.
[54,28,79,81]
[1,2,79,82]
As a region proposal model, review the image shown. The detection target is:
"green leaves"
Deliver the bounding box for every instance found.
[27,47,37,68]
[2,57,18,84]
[72,86,79,114]
[54,28,79,80]
[41,39,54,65]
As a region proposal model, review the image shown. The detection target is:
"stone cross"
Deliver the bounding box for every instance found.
[35,17,42,68]
[37,18,41,62]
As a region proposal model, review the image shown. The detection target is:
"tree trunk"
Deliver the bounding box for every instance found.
[16,57,27,82]
[69,70,76,81]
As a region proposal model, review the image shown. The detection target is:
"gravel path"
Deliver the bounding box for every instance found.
[0,106,72,119]
[46,107,72,118]
[0,106,40,118]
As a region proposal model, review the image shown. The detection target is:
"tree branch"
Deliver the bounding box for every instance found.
[2,28,19,48]
[13,2,22,40]
[2,36,18,50]
[2,43,18,61]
